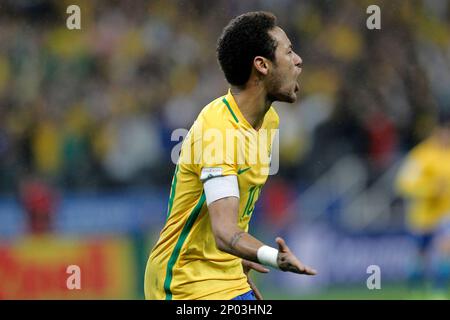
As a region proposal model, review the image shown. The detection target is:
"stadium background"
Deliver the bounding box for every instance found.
[1,0,450,299]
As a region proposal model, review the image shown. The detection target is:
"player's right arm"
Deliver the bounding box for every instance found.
[208,195,316,275]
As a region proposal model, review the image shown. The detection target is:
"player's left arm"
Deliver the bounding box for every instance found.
[207,194,316,275]
[203,173,316,276]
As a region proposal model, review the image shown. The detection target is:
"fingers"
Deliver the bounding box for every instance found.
[253,288,264,300]
[242,259,270,274]
[275,237,317,276]
[301,265,318,275]
[247,261,270,273]
[275,237,289,253]
[247,277,264,300]
[293,261,317,275]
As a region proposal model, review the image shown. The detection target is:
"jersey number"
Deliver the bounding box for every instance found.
[241,185,262,220]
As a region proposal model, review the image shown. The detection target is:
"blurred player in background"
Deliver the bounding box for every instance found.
[396,110,450,297]
[145,11,316,300]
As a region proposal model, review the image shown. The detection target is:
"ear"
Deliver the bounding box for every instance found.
[253,56,270,76]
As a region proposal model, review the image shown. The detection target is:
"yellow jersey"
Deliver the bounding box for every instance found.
[396,137,450,234]
[145,90,279,300]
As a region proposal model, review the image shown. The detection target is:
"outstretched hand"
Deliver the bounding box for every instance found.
[276,237,317,275]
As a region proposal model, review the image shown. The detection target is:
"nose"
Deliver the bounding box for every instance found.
[294,52,302,69]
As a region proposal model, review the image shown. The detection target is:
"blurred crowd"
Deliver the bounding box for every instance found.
[0,0,449,195]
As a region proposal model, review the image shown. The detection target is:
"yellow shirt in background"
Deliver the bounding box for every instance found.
[396,138,450,234]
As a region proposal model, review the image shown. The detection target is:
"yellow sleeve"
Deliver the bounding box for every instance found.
[180,119,238,180]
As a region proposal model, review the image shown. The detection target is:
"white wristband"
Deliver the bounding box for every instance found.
[257,245,279,269]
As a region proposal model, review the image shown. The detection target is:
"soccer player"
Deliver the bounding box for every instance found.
[396,112,450,295]
[145,11,316,300]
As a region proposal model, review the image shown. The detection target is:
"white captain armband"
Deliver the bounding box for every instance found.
[203,175,240,206]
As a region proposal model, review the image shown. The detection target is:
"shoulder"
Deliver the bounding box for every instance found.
[183,94,237,150]
[195,95,239,131]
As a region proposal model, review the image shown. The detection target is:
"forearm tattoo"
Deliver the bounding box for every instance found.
[230,231,246,249]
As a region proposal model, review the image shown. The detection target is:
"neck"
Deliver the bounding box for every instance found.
[230,82,272,130]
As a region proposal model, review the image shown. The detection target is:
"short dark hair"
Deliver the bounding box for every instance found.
[216,11,278,86]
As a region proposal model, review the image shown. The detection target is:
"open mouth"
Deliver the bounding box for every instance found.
[294,82,300,92]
